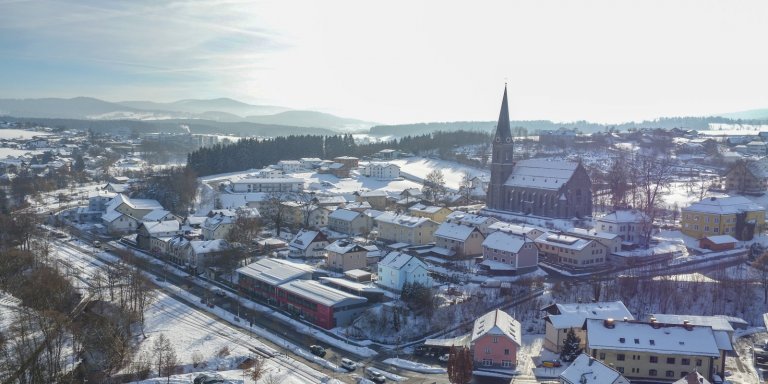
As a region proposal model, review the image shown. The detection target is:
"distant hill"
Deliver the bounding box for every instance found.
[717,108,768,121]
[0,97,143,119]
[245,110,376,132]
[118,98,290,117]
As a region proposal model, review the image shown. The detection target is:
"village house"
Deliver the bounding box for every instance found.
[101,194,165,234]
[277,160,303,173]
[445,211,499,235]
[595,209,650,246]
[169,238,230,274]
[487,221,545,240]
[376,251,432,291]
[288,229,329,258]
[407,203,453,223]
[231,177,304,193]
[361,162,400,179]
[470,309,522,372]
[680,195,765,240]
[725,158,768,195]
[374,212,439,246]
[559,353,630,384]
[355,189,389,210]
[542,300,633,353]
[480,231,538,275]
[136,220,184,254]
[698,235,738,251]
[201,209,236,240]
[328,209,372,235]
[584,318,722,383]
[325,239,369,272]
[433,222,485,257]
[534,233,609,271]
[251,167,284,179]
[566,228,622,254]
[299,157,323,169]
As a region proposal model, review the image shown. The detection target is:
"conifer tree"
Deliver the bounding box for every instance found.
[560,328,582,362]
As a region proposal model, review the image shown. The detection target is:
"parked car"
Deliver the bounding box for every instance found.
[213,288,227,297]
[438,354,449,362]
[341,358,357,371]
[93,240,101,248]
[541,360,562,368]
[365,368,386,383]
[309,345,326,358]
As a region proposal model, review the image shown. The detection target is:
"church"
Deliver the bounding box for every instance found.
[485,86,593,219]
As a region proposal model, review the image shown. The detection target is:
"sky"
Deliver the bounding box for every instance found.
[0,0,767,124]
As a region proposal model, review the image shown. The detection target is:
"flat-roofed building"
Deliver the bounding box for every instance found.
[231,177,304,193]
[276,279,367,329]
[237,258,313,304]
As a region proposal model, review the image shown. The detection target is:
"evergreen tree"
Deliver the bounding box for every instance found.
[560,328,582,362]
[447,346,473,384]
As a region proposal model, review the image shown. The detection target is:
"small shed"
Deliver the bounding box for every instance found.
[699,235,738,251]
[344,269,372,282]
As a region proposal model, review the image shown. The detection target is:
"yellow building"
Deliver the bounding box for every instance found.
[680,196,764,240]
[407,203,453,223]
[585,319,724,383]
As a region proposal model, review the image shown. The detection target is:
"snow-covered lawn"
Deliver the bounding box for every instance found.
[387,157,488,190]
[383,358,446,374]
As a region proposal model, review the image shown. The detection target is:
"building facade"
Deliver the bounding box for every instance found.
[680,195,765,240]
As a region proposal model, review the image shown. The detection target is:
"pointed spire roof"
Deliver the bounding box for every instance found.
[495,85,512,142]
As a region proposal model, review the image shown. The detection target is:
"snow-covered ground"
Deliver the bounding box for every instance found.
[383,358,446,374]
[0,128,51,139]
[0,147,43,159]
[387,157,488,190]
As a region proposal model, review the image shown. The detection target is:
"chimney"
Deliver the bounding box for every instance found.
[588,357,595,366]
[604,318,615,328]
[650,317,657,323]
[623,317,628,322]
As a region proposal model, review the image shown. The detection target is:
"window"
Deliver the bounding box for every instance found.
[682,358,690,365]
[492,337,499,343]
[616,354,625,361]
[502,360,512,367]
[504,349,510,355]
[667,357,675,364]
[649,369,657,376]
[666,371,675,378]
[634,338,639,344]
[617,367,624,373]
[696,359,702,367]
[483,359,493,366]
[599,353,605,360]
[650,356,658,363]
[650,339,655,345]
[485,347,491,354]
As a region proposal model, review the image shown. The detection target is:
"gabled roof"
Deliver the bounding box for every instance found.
[140,220,181,234]
[445,211,498,226]
[547,301,633,329]
[597,209,649,224]
[408,203,447,215]
[471,309,521,346]
[559,354,629,384]
[673,371,711,384]
[289,229,326,251]
[375,212,435,228]
[329,209,362,221]
[143,209,172,222]
[277,279,367,308]
[325,240,367,254]
[585,319,720,357]
[189,239,229,254]
[504,159,580,190]
[378,251,422,271]
[434,222,480,241]
[482,231,527,253]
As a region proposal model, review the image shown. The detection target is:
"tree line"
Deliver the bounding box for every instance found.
[186,130,492,176]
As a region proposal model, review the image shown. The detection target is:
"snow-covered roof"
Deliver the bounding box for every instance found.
[143,209,172,222]
[703,234,738,244]
[344,201,372,210]
[548,301,633,329]
[559,354,629,384]
[649,314,733,332]
[479,259,517,271]
[325,240,366,254]
[289,229,324,251]
[375,212,434,228]
[319,277,385,294]
[378,251,419,270]
[101,209,125,223]
[504,158,579,190]
[482,231,527,253]
[329,209,361,221]
[568,228,620,241]
[471,309,521,346]
[535,233,592,251]
[684,195,764,215]
[141,220,181,234]
[488,221,544,236]
[434,222,479,241]
[359,189,388,197]
[277,279,366,308]
[408,203,446,215]
[237,258,311,286]
[445,211,497,226]
[585,319,721,357]
[597,210,649,224]
[189,239,228,254]
[128,197,164,211]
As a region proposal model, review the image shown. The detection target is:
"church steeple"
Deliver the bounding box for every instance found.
[494,85,512,143]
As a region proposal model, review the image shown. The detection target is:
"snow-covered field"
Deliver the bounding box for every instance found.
[386,157,488,190]
[0,147,43,159]
[0,128,50,139]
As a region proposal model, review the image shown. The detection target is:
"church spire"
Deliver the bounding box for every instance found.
[494,84,512,142]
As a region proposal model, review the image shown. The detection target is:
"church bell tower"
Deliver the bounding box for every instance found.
[487,85,515,210]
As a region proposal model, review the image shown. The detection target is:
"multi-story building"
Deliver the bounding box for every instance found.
[328,209,373,235]
[534,233,609,270]
[288,229,329,258]
[680,195,764,240]
[361,162,400,179]
[542,301,633,353]
[374,212,438,246]
[376,251,431,291]
[595,209,650,245]
[480,231,538,275]
[433,222,485,257]
[231,178,304,193]
[585,318,722,383]
[325,240,369,272]
[408,203,453,223]
[470,309,521,372]
[725,158,768,195]
[445,211,499,235]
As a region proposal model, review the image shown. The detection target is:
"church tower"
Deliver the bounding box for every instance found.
[487,85,515,210]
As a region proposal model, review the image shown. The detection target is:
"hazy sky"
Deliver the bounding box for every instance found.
[1,0,766,124]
